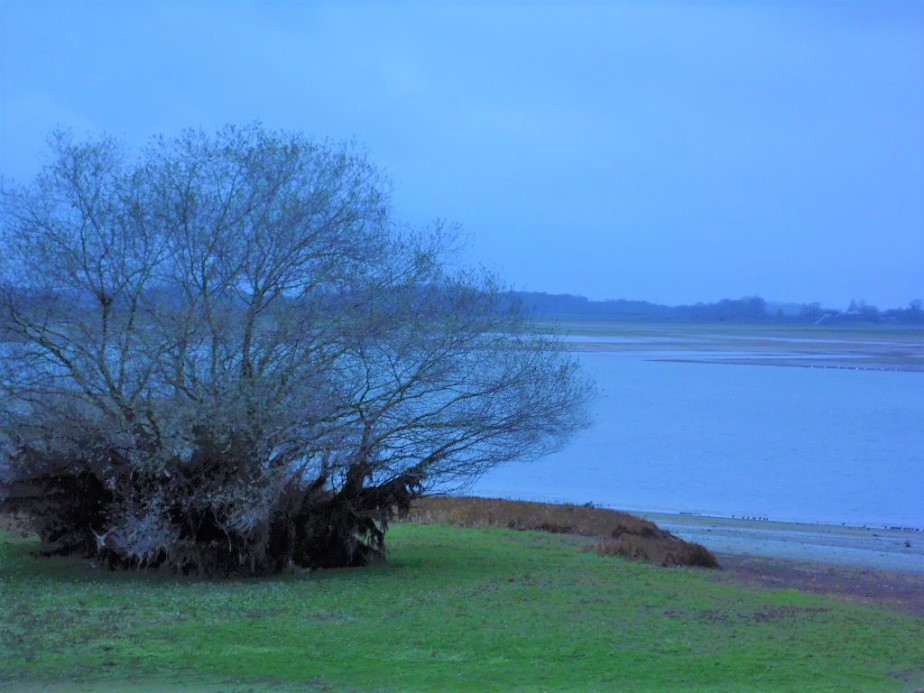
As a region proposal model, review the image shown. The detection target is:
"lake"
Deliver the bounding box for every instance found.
[471,331,924,529]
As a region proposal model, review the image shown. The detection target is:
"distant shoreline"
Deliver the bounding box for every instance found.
[646,356,924,373]
[640,510,924,573]
[553,321,924,372]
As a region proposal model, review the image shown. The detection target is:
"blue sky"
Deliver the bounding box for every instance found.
[1,1,922,308]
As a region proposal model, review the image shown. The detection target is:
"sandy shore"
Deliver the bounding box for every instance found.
[641,512,924,573]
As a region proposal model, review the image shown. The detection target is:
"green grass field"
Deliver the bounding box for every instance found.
[2,523,923,691]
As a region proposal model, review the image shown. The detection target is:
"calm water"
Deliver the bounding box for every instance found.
[471,352,924,528]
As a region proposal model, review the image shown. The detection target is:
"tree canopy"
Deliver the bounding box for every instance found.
[0,125,593,575]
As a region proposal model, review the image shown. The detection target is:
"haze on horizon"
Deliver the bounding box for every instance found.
[1,1,922,310]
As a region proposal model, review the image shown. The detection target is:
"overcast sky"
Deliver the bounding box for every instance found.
[1,1,922,309]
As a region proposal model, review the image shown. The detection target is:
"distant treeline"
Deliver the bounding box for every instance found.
[9,284,922,326]
[517,293,924,325]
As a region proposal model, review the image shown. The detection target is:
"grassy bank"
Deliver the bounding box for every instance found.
[407,495,719,567]
[2,523,923,691]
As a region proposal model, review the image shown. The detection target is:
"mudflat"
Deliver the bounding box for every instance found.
[557,321,924,372]
[642,511,923,572]
[644,511,924,617]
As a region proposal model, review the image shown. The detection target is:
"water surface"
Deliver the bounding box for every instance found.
[472,350,923,528]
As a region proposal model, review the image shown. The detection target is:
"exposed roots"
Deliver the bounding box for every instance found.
[2,446,424,576]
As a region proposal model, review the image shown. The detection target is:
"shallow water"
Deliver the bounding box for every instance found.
[471,351,924,529]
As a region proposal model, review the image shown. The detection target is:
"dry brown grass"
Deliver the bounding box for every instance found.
[592,534,719,568]
[406,496,719,568]
[3,496,720,569]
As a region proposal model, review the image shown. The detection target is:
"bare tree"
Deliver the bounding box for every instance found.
[0,125,593,575]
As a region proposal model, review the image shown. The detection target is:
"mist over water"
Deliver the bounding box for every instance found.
[472,352,924,528]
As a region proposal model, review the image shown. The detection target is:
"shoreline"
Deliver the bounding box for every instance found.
[560,324,924,373]
[640,511,924,573]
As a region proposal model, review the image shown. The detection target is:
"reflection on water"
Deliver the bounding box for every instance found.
[471,351,924,528]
